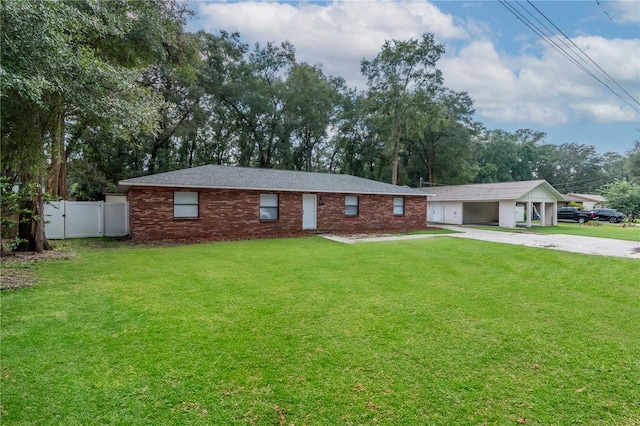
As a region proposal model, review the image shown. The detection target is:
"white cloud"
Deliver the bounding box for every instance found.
[439,33,639,127]
[609,0,640,24]
[567,36,640,84]
[195,0,467,84]
[438,40,573,125]
[192,1,639,130]
[570,102,638,123]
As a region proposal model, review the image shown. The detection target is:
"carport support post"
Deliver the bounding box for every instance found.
[540,202,546,227]
[526,202,533,228]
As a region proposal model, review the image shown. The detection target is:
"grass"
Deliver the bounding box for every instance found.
[2,236,640,425]
[470,222,640,242]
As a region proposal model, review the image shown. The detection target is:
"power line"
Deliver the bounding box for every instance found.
[498,1,640,112]
[595,0,613,21]
[504,1,611,93]
[515,1,638,107]
[526,1,639,107]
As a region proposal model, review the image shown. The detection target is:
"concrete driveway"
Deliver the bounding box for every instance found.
[323,226,640,259]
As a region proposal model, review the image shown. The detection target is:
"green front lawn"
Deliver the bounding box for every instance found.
[2,237,639,425]
[473,222,640,242]
[536,222,640,241]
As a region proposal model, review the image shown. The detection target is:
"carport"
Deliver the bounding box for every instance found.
[422,180,565,228]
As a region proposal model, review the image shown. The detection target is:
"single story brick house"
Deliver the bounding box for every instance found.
[421,180,565,228]
[118,165,429,242]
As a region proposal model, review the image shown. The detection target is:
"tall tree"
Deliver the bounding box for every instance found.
[474,130,519,183]
[203,38,297,168]
[626,141,640,183]
[286,64,337,171]
[600,180,640,219]
[139,31,204,176]
[361,33,445,184]
[530,143,560,184]
[67,24,202,198]
[197,31,250,165]
[1,0,189,251]
[512,129,547,181]
[551,143,604,193]
[325,88,383,178]
[601,151,627,184]
[405,89,476,186]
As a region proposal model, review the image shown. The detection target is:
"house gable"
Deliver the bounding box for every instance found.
[518,185,565,203]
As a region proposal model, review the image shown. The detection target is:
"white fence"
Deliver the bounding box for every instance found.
[45,201,129,239]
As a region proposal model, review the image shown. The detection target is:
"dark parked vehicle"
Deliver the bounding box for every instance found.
[557,207,584,222]
[557,207,625,223]
[588,208,626,223]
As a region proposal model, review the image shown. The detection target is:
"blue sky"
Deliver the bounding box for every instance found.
[187,1,640,155]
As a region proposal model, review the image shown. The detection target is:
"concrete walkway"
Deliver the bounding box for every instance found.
[322,226,640,259]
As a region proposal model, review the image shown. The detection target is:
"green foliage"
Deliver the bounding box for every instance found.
[468,132,624,193]
[404,89,477,186]
[2,0,636,227]
[1,0,173,136]
[3,238,640,424]
[473,130,519,183]
[361,33,446,184]
[600,180,640,217]
[0,177,39,251]
[286,63,337,171]
[626,141,640,183]
[549,143,606,193]
[1,0,190,249]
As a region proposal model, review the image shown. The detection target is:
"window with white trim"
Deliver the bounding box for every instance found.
[260,194,279,220]
[174,191,198,218]
[345,195,359,216]
[393,197,405,216]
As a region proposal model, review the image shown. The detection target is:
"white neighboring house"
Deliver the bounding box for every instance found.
[105,193,127,203]
[563,193,606,210]
[421,180,565,228]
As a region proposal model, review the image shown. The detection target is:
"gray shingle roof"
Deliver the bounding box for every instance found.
[419,180,564,201]
[118,165,427,196]
[566,193,606,202]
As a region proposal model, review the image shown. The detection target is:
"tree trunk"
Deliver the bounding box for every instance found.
[391,123,402,185]
[59,159,67,199]
[14,108,52,252]
[328,140,341,174]
[147,107,194,175]
[47,110,65,198]
[304,127,313,171]
[17,171,51,253]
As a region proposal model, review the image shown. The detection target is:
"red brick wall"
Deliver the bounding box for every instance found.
[127,187,427,242]
[315,193,427,234]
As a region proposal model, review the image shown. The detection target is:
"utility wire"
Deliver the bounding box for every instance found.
[514,1,638,108]
[595,0,613,21]
[515,2,615,92]
[526,0,639,107]
[503,1,609,91]
[498,1,640,112]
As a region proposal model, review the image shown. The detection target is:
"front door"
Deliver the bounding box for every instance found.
[302,194,317,230]
[430,203,443,223]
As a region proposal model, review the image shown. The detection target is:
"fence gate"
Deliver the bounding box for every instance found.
[44,201,129,239]
[45,201,66,239]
